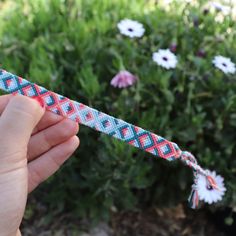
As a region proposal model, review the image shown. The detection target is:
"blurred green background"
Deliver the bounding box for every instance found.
[0,0,236,234]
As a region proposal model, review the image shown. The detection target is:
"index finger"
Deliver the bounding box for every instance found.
[0,94,78,135]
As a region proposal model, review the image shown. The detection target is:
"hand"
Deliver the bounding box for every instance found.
[0,95,79,236]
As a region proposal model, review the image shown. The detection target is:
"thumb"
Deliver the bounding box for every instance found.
[0,95,45,148]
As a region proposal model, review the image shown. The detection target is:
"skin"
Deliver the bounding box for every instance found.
[0,95,80,236]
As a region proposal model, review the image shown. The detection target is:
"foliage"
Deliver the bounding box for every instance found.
[0,0,236,221]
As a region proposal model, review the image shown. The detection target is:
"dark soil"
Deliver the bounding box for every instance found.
[111,206,226,236]
[21,198,233,236]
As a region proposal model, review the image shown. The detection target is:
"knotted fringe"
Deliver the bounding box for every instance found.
[180,151,221,209]
[188,186,199,209]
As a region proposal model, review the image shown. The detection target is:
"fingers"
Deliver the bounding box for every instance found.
[28,136,79,193]
[28,118,79,161]
[32,110,64,135]
[0,95,45,147]
[0,95,63,136]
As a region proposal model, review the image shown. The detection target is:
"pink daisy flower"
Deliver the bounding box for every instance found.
[110,70,137,88]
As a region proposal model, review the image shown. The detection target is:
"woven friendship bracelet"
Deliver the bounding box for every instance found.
[0,69,226,208]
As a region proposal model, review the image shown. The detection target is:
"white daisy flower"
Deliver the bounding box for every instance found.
[152,49,178,69]
[117,19,145,38]
[197,170,226,204]
[212,55,236,74]
[210,1,230,15]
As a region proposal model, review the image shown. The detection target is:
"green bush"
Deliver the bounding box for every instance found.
[0,0,236,220]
